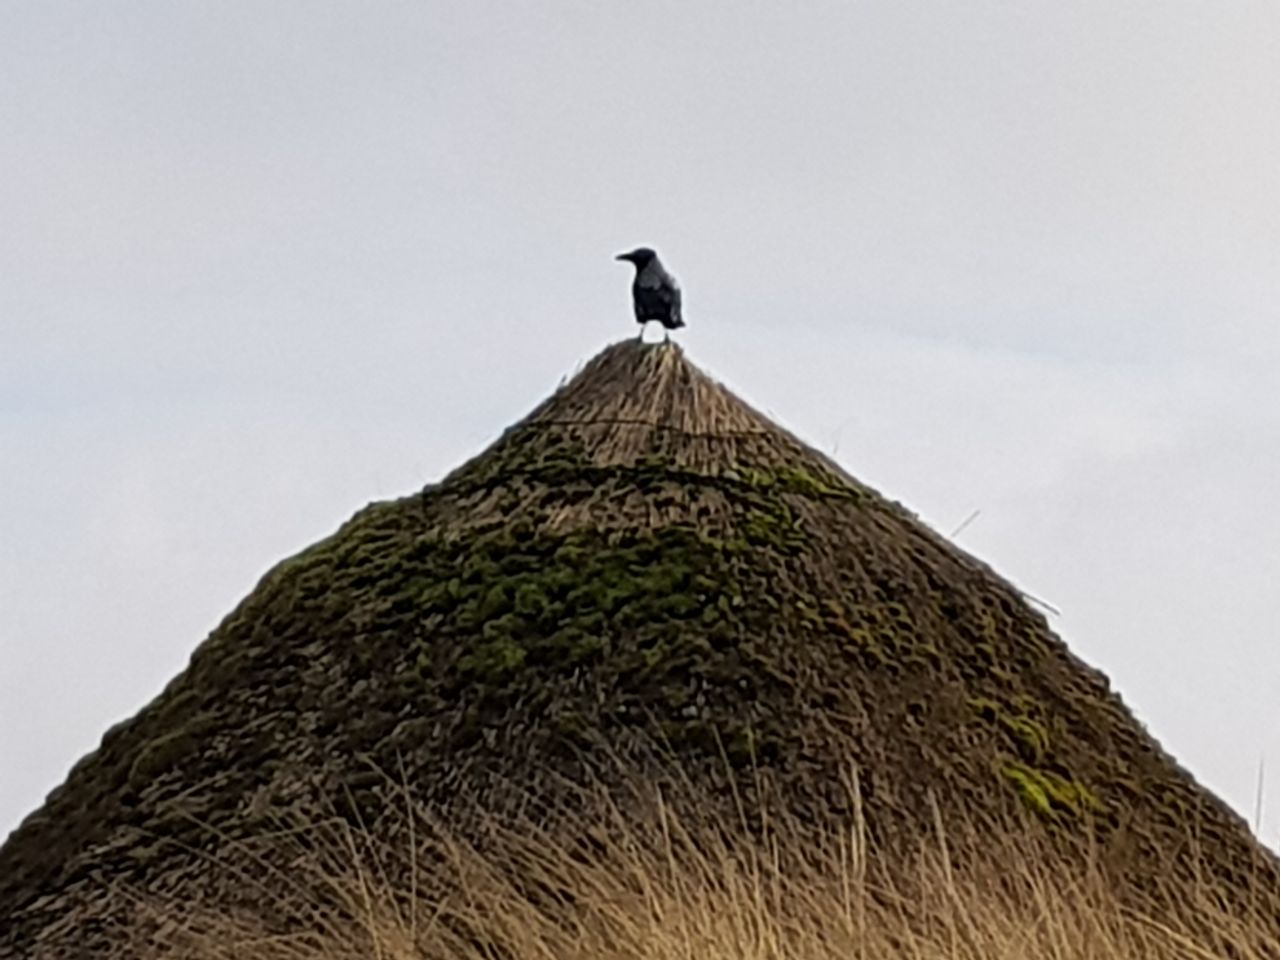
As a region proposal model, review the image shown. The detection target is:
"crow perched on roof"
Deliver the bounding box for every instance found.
[615,247,684,338]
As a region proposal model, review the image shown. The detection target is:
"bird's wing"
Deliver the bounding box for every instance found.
[635,263,683,323]
[638,278,680,309]
[639,266,680,298]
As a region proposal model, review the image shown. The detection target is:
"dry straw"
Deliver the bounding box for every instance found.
[130,769,1279,960]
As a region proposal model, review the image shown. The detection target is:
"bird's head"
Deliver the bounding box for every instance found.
[615,247,657,267]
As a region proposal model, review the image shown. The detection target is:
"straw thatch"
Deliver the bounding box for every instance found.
[1,339,1273,956]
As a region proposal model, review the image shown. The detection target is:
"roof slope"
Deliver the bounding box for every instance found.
[1,340,1273,953]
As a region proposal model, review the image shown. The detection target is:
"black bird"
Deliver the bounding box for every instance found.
[615,247,684,339]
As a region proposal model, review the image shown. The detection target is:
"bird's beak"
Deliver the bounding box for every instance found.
[614,252,632,262]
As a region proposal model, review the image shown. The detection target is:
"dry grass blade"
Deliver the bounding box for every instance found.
[129,780,1280,960]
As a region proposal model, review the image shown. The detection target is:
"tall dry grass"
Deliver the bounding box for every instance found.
[122,771,1280,960]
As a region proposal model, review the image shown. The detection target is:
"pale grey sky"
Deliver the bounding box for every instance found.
[3,2,1280,845]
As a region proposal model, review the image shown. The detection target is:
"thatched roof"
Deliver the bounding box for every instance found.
[1,339,1273,955]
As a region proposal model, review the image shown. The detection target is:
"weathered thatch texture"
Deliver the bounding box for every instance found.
[1,340,1273,955]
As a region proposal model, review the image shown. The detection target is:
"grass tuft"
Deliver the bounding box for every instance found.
[125,772,1278,960]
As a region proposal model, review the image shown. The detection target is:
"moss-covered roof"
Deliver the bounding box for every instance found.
[1,340,1274,954]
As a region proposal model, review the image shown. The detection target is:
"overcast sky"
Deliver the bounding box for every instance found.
[3,2,1280,848]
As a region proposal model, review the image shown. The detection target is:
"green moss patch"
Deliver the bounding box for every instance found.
[968,697,1051,763]
[1002,762,1103,820]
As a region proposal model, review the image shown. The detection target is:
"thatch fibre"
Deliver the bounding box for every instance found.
[1,339,1274,955]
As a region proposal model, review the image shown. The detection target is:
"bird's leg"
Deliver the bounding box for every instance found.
[663,329,670,343]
